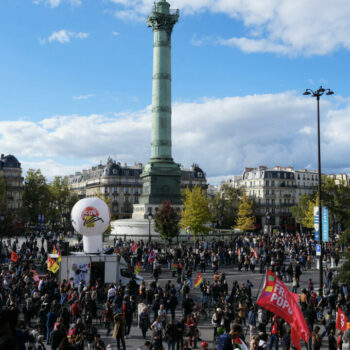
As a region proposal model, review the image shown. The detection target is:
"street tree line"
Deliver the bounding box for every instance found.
[0,169,79,236]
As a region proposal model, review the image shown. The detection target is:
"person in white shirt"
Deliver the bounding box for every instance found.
[158,304,167,327]
[107,284,116,301]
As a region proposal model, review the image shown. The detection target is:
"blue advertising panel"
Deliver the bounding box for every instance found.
[322,207,329,242]
[316,244,321,256]
[314,206,319,241]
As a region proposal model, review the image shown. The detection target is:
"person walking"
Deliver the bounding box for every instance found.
[139,307,151,339]
[165,319,178,350]
[113,312,126,350]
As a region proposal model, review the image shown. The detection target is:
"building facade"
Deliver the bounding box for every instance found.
[68,158,207,219]
[228,166,319,230]
[328,173,350,186]
[0,154,23,212]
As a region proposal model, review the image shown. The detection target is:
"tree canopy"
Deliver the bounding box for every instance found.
[180,185,211,237]
[210,184,241,229]
[154,200,180,242]
[235,192,255,232]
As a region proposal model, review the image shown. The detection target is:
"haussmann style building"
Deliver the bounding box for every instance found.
[0,154,24,212]
[228,165,319,231]
[68,158,207,219]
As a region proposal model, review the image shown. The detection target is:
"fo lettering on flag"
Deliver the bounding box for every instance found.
[257,269,310,350]
[336,307,348,333]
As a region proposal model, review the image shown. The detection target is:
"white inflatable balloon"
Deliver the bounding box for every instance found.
[71,198,110,253]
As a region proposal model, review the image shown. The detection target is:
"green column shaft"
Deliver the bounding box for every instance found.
[151,29,172,160]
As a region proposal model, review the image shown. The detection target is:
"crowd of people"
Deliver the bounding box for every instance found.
[0,230,347,350]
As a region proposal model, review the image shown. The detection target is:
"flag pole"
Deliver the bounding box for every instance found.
[255,269,268,301]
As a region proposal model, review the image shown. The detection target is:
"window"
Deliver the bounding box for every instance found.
[124,188,129,194]
[266,199,270,204]
[121,269,133,278]
[266,181,269,186]
[271,180,275,187]
[266,189,269,195]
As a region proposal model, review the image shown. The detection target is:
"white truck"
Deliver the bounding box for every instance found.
[51,252,143,286]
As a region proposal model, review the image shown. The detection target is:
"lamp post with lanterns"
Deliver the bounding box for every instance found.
[303,86,334,292]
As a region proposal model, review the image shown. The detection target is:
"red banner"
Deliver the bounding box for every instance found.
[336,307,348,333]
[11,251,19,262]
[132,243,137,253]
[257,269,310,348]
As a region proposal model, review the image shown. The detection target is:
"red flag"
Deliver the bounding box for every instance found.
[291,327,301,350]
[148,250,156,263]
[337,307,348,333]
[254,249,258,259]
[237,247,241,256]
[132,243,137,253]
[11,251,19,262]
[257,269,310,346]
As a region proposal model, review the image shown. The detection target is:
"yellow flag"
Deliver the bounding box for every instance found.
[51,262,60,274]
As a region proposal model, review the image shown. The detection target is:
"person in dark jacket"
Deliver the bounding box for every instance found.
[49,324,65,350]
[167,292,178,321]
[46,308,57,344]
[165,319,178,350]
[139,307,151,339]
[182,294,195,320]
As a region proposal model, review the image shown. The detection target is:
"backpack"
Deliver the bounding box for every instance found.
[217,333,233,350]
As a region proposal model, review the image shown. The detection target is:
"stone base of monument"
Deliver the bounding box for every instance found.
[111,203,185,240]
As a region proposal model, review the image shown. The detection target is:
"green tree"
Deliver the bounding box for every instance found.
[22,169,51,224]
[291,193,318,230]
[210,184,241,229]
[322,177,350,231]
[180,185,211,238]
[337,226,350,284]
[291,194,313,231]
[235,193,255,232]
[48,176,75,228]
[154,200,180,243]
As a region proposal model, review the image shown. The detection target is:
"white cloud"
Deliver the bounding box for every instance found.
[45,0,82,8]
[39,30,89,44]
[108,0,350,56]
[298,126,313,135]
[0,91,348,181]
[21,159,91,179]
[112,31,120,36]
[73,94,95,100]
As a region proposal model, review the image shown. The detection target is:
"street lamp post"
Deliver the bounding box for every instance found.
[147,211,153,244]
[303,86,334,292]
[266,212,271,247]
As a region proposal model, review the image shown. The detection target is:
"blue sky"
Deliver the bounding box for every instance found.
[1,0,350,184]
